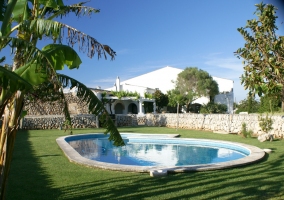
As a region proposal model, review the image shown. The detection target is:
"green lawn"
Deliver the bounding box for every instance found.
[6,127,284,200]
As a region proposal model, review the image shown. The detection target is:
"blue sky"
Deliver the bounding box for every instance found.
[2,0,284,102]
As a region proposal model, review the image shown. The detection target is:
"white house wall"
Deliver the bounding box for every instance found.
[107,66,182,94]
[192,96,210,105]
[105,66,234,113]
[212,77,234,93]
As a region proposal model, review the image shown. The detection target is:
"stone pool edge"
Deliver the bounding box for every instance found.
[56,133,266,173]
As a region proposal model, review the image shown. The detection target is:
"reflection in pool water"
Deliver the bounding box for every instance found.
[68,136,247,166]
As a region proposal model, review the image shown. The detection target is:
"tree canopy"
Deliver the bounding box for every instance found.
[235,2,284,110]
[173,67,219,112]
[152,89,168,112]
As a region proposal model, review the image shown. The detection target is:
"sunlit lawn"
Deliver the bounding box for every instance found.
[6,127,284,199]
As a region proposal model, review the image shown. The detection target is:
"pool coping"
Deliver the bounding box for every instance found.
[56,133,266,173]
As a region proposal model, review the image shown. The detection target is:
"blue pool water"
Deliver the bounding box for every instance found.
[66,134,249,167]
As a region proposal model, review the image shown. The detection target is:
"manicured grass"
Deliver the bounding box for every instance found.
[6,127,284,199]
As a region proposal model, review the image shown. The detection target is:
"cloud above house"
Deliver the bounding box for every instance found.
[205,57,243,72]
[202,53,248,102]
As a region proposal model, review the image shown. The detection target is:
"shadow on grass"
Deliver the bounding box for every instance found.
[55,157,284,200]
[6,130,62,200]
[56,152,284,200]
[5,128,284,199]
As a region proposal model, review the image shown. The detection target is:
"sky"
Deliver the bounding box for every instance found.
[2,0,284,102]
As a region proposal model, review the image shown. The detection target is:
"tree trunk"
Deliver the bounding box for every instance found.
[176,103,179,131]
[0,91,24,199]
[281,88,284,112]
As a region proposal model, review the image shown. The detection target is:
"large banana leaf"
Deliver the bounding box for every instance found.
[57,73,125,146]
[42,44,82,70]
[12,0,64,23]
[0,0,17,36]
[0,66,33,93]
[12,0,30,23]
[0,0,7,21]
[14,62,49,86]
[13,43,82,85]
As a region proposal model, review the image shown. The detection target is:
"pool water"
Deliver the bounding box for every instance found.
[67,135,248,166]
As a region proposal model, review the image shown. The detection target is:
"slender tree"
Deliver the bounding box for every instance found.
[167,89,185,130]
[235,2,284,110]
[0,1,123,198]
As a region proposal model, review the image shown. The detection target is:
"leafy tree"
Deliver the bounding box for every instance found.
[167,89,185,130]
[0,1,123,198]
[152,89,168,112]
[235,95,260,114]
[235,2,284,110]
[174,67,219,112]
[167,89,185,112]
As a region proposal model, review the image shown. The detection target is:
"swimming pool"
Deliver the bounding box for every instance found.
[56,133,265,172]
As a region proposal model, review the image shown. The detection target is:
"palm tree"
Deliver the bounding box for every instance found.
[0,1,124,198]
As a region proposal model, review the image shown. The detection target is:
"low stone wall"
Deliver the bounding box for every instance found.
[22,114,98,130]
[116,113,284,138]
[22,113,284,138]
[24,93,89,115]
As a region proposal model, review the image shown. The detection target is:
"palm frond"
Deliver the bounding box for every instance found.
[0,66,33,93]
[18,19,116,60]
[57,73,124,146]
[44,2,100,20]
[0,56,5,64]
[0,66,33,114]
[1,36,49,68]
[0,0,8,21]
[0,0,17,36]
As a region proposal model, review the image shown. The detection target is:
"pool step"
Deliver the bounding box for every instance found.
[150,169,168,177]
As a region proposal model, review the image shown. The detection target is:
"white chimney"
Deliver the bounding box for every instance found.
[116,76,120,92]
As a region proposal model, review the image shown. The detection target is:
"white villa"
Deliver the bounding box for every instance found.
[91,66,234,115]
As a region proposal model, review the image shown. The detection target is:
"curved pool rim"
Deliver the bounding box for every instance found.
[56,133,265,172]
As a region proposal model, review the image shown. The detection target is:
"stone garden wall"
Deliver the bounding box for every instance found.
[22,93,284,139]
[117,113,284,138]
[24,93,89,115]
[22,93,96,129]
[22,113,284,138]
[22,114,98,130]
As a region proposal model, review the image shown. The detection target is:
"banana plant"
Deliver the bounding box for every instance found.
[0,1,123,198]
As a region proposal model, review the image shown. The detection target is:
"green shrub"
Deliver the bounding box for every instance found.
[240,122,253,138]
[200,102,227,114]
[111,91,140,99]
[258,114,273,133]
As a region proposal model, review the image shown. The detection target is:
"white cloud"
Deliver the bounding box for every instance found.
[204,57,243,72]
[87,78,117,89]
[91,78,116,83]
[115,48,130,55]
[203,53,248,102]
